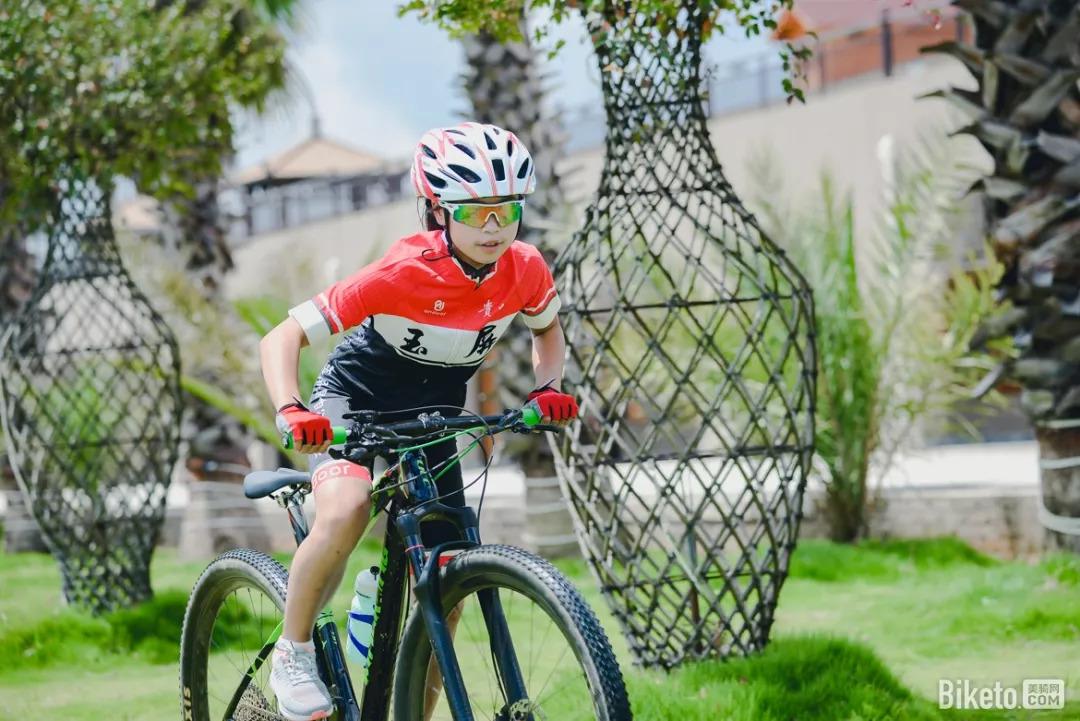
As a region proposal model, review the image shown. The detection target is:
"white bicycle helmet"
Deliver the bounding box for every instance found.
[411,122,537,202]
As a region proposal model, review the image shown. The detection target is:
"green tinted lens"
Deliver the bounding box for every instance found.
[450,201,523,227]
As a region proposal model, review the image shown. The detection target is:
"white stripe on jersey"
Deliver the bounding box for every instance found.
[520,295,562,330]
[371,313,517,367]
[289,300,332,345]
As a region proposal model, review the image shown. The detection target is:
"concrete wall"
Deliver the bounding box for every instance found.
[798,484,1043,560]
[565,56,989,243]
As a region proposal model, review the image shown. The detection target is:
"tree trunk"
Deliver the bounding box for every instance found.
[928,1,1080,555]
[461,18,580,558]
[159,175,255,479]
[0,227,36,318]
[0,226,45,552]
[0,451,48,552]
[1037,425,1080,554]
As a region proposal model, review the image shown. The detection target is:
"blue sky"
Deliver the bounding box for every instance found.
[230,0,774,171]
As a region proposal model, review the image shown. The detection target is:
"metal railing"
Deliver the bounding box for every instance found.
[227,169,412,242]
[562,8,966,152]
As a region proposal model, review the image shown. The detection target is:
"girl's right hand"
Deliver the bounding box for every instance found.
[275,400,333,453]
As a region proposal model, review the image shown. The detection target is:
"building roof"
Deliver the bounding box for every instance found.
[790,0,955,36]
[231,135,387,187]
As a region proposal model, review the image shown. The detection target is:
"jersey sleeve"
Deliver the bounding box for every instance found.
[518,252,561,330]
[288,261,394,344]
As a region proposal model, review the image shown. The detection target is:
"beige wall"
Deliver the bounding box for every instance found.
[565,56,990,244]
[707,57,989,236]
[224,195,422,302]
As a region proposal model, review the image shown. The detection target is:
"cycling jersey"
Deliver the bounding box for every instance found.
[288,229,560,412]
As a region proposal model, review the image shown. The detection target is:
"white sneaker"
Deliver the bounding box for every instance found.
[269,637,334,721]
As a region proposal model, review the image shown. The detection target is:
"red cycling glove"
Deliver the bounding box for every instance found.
[526,383,579,423]
[275,399,332,450]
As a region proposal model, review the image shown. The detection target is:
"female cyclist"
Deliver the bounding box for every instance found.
[258,121,579,721]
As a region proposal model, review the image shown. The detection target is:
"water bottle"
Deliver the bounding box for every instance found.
[346,566,379,666]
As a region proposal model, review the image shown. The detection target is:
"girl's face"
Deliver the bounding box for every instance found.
[434,196,521,268]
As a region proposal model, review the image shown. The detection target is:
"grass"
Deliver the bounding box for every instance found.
[1,537,1078,720]
[777,539,1080,707]
[787,536,999,582]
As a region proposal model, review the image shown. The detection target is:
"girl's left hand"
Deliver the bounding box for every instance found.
[526,385,578,426]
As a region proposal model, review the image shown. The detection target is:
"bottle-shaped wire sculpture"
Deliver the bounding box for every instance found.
[552,2,817,668]
[0,178,182,614]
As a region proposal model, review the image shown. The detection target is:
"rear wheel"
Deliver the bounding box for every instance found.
[179,549,297,721]
[393,544,632,721]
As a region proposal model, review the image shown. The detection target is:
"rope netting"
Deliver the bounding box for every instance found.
[551,1,817,668]
[0,178,182,614]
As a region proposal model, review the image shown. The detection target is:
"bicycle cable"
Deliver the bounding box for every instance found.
[363,405,497,510]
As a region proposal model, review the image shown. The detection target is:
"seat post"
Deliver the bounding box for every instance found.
[283,492,311,546]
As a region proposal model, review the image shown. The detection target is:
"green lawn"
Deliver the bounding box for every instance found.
[1,537,1078,720]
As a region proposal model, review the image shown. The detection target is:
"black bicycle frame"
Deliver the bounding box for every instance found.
[280,446,532,721]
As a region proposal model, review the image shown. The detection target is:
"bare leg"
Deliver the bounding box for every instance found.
[422,601,465,721]
[283,463,372,642]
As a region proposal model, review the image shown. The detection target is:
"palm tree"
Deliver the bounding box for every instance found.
[924,0,1080,552]
[151,0,300,480]
[0,230,34,319]
[154,0,299,295]
[461,15,581,557]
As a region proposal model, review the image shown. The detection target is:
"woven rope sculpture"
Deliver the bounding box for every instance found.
[0,178,182,614]
[551,1,817,668]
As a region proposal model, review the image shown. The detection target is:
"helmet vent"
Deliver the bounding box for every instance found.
[421,144,438,159]
[454,143,476,159]
[516,157,531,180]
[448,164,482,183]
[506,139,514,156]
[423,171,448,188]
[492,158,506,181]
[483,133,498,150]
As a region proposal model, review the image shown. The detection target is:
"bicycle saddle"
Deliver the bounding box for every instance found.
[244,468,311,499]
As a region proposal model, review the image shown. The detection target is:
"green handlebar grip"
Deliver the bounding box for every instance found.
[521,402,542,427]
[282,426,348,450]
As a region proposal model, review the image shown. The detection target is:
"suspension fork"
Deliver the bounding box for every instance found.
[478,588,530,714]
[398,509,476,721]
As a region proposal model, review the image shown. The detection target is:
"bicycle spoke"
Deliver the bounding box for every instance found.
[423,582,598,721]
[205,587,285,721]
[454,594,501,720]
[525,590,538,692]
[474,594,501,719]
[531,640,576,710]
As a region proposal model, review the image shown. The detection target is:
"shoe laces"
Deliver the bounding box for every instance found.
[280,645,320,687]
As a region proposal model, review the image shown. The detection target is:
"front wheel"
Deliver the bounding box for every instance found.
[393,544,632,721]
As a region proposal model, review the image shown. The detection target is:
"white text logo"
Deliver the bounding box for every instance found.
[938,679,1065,710]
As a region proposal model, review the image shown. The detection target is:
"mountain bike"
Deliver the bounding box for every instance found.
[179,404,632,721]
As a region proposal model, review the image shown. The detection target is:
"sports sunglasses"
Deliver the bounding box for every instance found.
[439,198,524,228]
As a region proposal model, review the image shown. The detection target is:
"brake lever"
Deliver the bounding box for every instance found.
[329,430,383,463]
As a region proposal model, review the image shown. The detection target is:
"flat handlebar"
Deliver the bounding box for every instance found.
[282,403,548,451]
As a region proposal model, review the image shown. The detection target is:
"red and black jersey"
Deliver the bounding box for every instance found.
[289,230,560,411]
